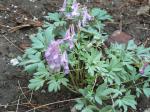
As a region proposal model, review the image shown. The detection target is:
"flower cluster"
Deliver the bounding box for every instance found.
[64,24,75,49]
[45,25,75,74]
[59,0,93,27]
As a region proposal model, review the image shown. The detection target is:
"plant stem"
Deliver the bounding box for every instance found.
[69,72,79,91]
[66,84,79,93]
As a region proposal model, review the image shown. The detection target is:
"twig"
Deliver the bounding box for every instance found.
[26,97,81,112]
[9,24,31,33]
[16,96,20,112]
[119,15,123,32]
[0,23,11,28]
[136,27,150,31]
[18,81,30,103]
[29,91,33,103]
[2,35,24,52]
[18,81,35,108]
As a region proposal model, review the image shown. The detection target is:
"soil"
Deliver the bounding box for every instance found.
[0,0,150,112]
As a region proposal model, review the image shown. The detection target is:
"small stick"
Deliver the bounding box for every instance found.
[29,90,33,103]
[119,15,123,32]
[9,24,31,33]
[0,23,11,28]
[26,98,81,112]
[16,96,20,112]
[2,35,24,52]
[18,81,35,108]
[18,81,30,102]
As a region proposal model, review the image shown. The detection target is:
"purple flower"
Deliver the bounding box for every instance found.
[71,0,80,16]
[139,63,149,75]
[59,0,67,12]
[82,7,93,26]
[45,40,63,72]
[45,40,70,74]
[66,13,73,19]
[63,24,75,49]
[61,51,69,74]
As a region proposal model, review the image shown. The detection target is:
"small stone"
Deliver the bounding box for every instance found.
[6,8,10,10]
[108,30,133,44]
[24,17,28,21]
[33,16,38,21]
[13,10,17,13]
[41,89,46,93]
[29,0,36,2]
[10,58,19,66]
[137,5,150,15]
[14,6,18,8]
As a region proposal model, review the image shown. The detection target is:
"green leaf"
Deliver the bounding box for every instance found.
[75,100,85,110]
[143,65,150,76]
[102,88,122,97]
[58,78,69,86]
[91,8,101,17]
[31,37,44,49]
[37,62,46,72]
[48,80,61,92]
[47,74,69,92]
[91,8,112,21]
[95,95,102,105]
[82,107,93,112]
[136,88,142,98]
[54,21,66,27]
[24,63,38,73]
[44,26,54,44]
[28,78,45,90]
[45,12,60,21]
[25,48,37,55]
[143,88,150,97]
[114,93,137,112]
[19,59,40,65]
[127,40,137,50]
[99,105,115,112]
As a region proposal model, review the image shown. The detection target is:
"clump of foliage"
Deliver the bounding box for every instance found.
[19,0,150,111]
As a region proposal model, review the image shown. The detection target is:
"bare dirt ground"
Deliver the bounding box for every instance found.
[0,0,150,112]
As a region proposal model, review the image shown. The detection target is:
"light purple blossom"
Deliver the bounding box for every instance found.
[45,40,62,72]
[139,63,149,75]
[59,0,67,12]
[45,39,71,74]
[61,51,69,74]
[82,7,93,26]
[63,24,75,49]
[66,13,73,19]
[71,0,80,16]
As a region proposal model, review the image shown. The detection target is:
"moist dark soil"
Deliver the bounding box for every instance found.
[0,0,150,112]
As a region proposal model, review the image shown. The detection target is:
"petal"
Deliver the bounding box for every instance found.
[59,0,67,12]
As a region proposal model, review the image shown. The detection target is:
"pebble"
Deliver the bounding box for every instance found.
[137,5,150,15]
[108,30,133,44]
[10,58,19,66]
